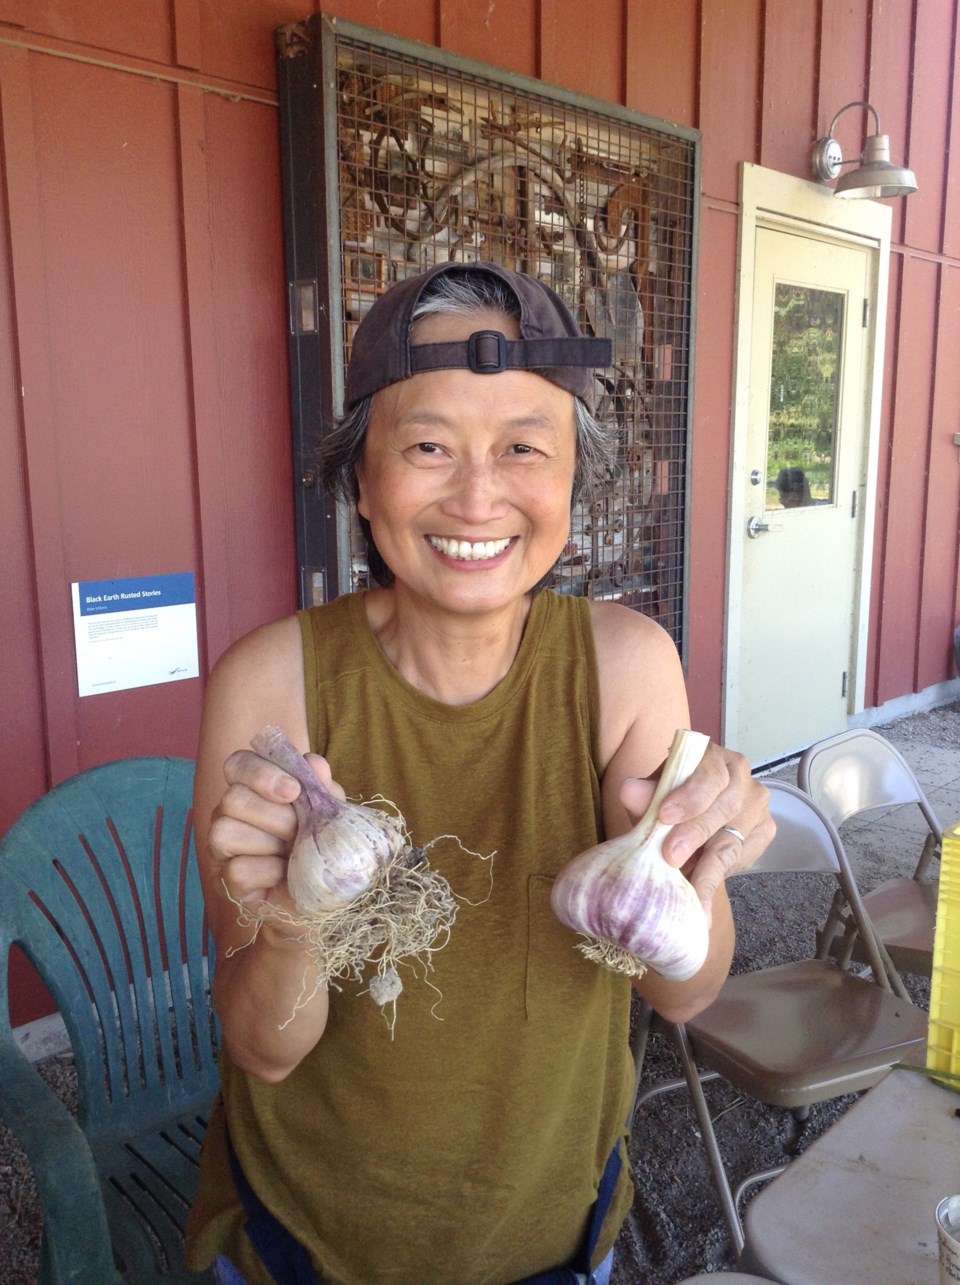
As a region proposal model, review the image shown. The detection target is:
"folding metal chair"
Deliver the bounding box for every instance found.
[629,781,928,1258]
[798,727,941,982]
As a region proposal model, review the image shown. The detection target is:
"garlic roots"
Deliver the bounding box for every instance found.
[550,729,711,981]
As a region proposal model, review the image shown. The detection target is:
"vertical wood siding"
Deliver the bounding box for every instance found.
[0,0,957,1022]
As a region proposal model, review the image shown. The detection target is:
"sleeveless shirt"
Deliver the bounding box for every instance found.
[185,590,635,1284]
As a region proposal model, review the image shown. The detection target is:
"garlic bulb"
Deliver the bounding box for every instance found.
[550,728,711,981]
[246,726,471,1033]
[250,725,406,915]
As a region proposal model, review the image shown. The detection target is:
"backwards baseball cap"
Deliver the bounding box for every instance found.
[343,261,612,412]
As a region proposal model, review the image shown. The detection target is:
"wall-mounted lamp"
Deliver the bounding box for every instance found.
[812,101,917,198]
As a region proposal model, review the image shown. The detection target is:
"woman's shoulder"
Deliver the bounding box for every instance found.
[197,613,310,778]
[212,612,303,678]
[205,614,306,727]
[586,600,688,775]
[586,598,679,669]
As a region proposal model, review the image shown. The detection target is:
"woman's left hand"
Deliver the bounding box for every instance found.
[619,741,774,920]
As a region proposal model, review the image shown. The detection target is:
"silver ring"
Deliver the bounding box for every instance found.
[720,825,746,843]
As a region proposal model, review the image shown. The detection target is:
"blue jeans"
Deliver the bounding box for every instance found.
[213,1249,615,1284]
[212,1259,246,1285]
[587,1247,615,1285]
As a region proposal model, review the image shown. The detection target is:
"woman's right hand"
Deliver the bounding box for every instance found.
[192,616,334,1078]
[207,747,343,929]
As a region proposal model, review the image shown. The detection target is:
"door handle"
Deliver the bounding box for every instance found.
[747,515,784,539]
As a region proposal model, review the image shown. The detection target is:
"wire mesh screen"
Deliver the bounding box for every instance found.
[313,24,696,646]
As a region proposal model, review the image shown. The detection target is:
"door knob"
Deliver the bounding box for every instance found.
[747,515,784,539]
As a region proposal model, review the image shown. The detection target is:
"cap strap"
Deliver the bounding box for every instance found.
[409,331,612,378]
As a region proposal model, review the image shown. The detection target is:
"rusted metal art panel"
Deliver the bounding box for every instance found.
[277,15,700,649]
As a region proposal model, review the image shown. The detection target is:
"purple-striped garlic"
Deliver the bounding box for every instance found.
[246,726,465,1030]
[550,729,711,981]
[250,725,406,915]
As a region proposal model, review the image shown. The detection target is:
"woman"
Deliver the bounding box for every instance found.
[185,262,772,1285]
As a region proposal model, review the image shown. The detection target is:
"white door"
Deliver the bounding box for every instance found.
[734,226,873,765]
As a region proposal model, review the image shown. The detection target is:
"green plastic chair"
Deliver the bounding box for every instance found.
[0,757,219,1283]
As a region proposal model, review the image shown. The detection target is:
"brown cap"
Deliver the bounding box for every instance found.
[343,261,612,412]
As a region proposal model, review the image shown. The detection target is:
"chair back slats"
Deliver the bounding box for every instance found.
[159,821,217,1098]
[0,758,218,1138]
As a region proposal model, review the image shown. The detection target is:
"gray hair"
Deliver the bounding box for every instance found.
[320,269,613,586]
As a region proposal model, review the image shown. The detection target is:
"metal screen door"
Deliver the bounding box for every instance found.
[276,16,698,651]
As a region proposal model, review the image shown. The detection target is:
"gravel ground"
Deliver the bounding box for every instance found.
[1,701,956,1284]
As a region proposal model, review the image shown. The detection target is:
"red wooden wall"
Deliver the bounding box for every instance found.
[1,0,958,1025]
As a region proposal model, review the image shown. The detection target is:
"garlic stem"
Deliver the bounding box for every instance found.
[250,725,340,821]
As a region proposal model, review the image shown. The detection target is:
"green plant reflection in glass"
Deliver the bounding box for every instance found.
[766,284,844,509]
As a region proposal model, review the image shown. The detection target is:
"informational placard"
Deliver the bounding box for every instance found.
[71,573,199,697]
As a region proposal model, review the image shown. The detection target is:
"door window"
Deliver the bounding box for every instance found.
[766,284,844,510]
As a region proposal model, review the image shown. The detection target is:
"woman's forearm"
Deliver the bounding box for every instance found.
[213,918,329,1081]
[632,885,735,1024]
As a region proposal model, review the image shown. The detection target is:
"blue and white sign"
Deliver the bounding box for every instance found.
[71,573,199,697]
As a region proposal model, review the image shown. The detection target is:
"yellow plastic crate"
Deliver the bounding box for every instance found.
[927,819,960,1080]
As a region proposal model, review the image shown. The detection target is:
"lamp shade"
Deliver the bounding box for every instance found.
[834,133,918,199]
[812,102,917,199]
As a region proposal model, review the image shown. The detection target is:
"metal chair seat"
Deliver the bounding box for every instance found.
[686,956,926,1107]
[852,874,938,975]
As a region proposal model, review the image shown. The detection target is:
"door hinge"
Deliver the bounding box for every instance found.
[841,671,849,698]
[862,298,870,328]
[851,490,858,518]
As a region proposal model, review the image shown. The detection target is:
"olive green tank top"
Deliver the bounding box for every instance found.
[186,590,635,1284]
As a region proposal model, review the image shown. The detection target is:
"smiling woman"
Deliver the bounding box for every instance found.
[184,261,773,1285]
[354,314,579,656]
[321,268,613,592]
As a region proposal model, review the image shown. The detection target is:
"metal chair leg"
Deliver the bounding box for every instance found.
[670,1023,746,1257]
